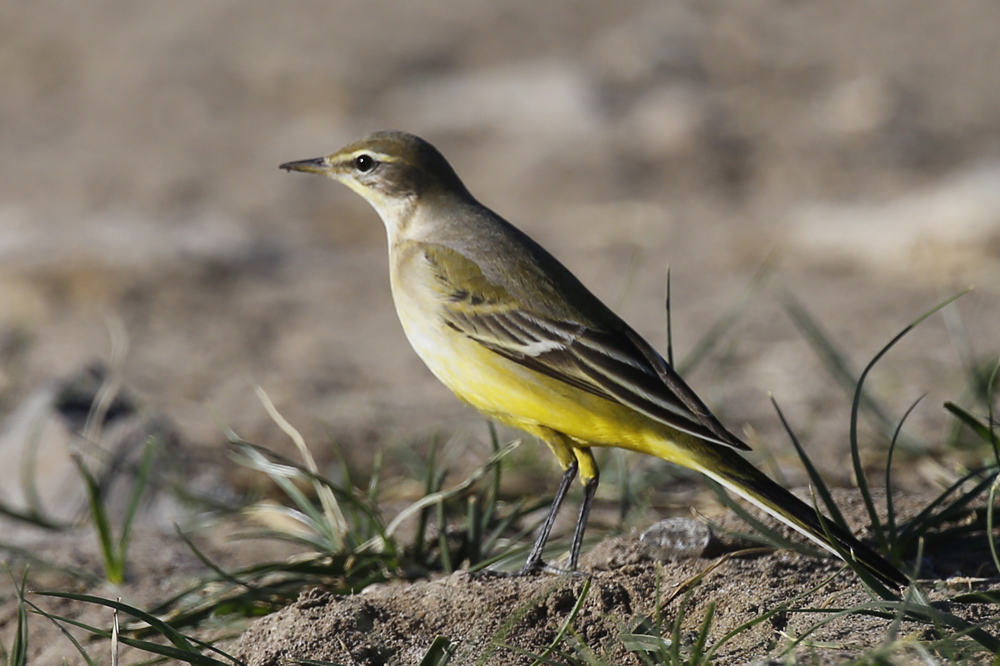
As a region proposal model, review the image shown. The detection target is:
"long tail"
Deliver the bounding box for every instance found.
[685,445,908,589]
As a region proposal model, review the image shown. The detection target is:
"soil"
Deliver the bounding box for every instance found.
[232,495,1000,666]
[2,1,1000,664]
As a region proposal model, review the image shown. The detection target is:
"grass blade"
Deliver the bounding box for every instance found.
[944,401,999,447]
[677,255,776,376]
[689,601,715,666]
[35,593,245,665]
[987,476,1000,578]
[71,451,123,584]
[528,578,590,666]
[664,264,674,368]
[417,636,455,666]
[380,439,520,542]
[256,386,347,546]
[4,568,30,666]
[850,291,971,553]
[885,394,926,553]
[118,435,157,566]
[898,468,996,549]
[26,597,100,666]
[37,592,196,653]
[770,395,848,530]
[777,286,918,451]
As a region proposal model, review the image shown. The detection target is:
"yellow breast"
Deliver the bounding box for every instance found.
[388,254,674,459]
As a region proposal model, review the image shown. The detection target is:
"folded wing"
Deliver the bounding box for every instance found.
[441,292,749,452]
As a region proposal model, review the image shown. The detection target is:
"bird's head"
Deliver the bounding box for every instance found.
[280,131,470,216]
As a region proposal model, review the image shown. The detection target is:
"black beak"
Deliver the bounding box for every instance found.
[279,157,328,173]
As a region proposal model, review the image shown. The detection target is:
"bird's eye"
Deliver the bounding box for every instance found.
[354,154,376,172]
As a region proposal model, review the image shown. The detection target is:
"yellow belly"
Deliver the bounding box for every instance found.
[393,292,676,459]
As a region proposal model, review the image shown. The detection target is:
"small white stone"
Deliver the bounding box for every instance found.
[639,517,715,561]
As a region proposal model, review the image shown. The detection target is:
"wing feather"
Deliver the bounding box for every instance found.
[451,308,749,451]
[424,243,749,451]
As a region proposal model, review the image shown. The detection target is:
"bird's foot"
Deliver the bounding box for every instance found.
[467,559,587,578]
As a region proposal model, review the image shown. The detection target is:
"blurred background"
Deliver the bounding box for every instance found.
[1,0,999,512]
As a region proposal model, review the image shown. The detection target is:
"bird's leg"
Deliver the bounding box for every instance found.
[517,459,578,575]
[568,448,599,570]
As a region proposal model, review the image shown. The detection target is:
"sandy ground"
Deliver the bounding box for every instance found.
[2,1,1000,664]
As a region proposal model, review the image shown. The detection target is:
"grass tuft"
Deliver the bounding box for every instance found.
[73,435,158,585]
[7,278,999,665]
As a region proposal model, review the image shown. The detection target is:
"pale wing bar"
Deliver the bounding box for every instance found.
[620,326,749,451]
[563,328,747,449]
[444,307,748,451]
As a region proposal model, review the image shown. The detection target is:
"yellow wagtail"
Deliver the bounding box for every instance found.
[281,131,906,587]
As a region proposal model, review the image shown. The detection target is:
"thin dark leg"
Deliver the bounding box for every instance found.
[516,461,578,575]
[568,471,599,570]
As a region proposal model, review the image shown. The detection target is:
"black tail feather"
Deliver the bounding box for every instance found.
[700,451,909,589]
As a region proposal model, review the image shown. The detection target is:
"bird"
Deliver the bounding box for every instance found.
[280,130,907,588]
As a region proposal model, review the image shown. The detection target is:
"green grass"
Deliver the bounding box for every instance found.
[2,281,999,665]
[0,570,29,666]
[73,435,158,585]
